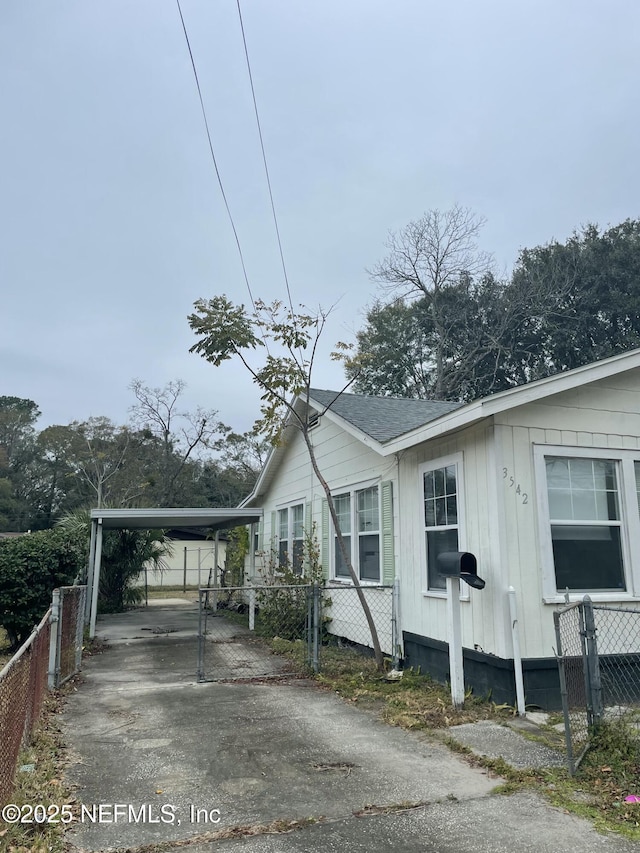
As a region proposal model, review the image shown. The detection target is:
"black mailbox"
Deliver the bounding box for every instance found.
[437,551,486,590]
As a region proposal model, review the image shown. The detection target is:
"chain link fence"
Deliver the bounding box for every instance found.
[555,597,640,774]
[592,605,640,722]
[0,584,87,806]
[52,585,87,688]
[0,609,51,807]
[197,582,396,682]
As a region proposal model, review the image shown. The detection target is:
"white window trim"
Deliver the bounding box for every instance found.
[330,477,382,585]
[533,444,640,603]
[418,453,469,600]
[275,499,306,574]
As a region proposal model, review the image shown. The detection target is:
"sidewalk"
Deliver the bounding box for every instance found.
[61,604,635,853]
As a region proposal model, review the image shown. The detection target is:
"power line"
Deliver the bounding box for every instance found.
[175,0,258,315]
[235,0,296,320]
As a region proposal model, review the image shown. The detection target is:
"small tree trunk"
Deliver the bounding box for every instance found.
[301,430,385,671]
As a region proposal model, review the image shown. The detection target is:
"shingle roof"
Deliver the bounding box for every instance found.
[308,389,463,443]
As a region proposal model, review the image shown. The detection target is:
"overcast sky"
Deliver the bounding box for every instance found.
[2,0,640,435]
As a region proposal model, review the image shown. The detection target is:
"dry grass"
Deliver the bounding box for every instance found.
[0,692,75,853]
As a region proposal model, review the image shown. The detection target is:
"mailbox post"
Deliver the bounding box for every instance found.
[437,552,485,709]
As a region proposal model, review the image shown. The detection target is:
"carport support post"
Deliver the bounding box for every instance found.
[89,518,103,639]
[212,531,219,612]
[85,519,97,624]
[446,577,464,709]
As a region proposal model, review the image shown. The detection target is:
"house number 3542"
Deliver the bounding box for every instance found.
[502,468,529,504]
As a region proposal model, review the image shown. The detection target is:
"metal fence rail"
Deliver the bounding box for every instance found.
[555,596,640,775]
[197,582,396,682]
[0,609,51,807]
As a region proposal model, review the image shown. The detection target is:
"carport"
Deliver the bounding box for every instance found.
[87,507,263,637]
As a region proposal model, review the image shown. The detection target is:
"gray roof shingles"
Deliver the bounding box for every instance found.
[308,389,463,443]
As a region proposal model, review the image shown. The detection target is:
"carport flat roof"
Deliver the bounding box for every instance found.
[89,507,262,531]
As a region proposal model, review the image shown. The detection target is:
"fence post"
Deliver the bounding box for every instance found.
[583,595,603,726]
[76,587,86,673]
[312,582,320,674]
[391,577,401,670]
[48,589,61,689]
[248,586,256,631]
[197,589,205,683]
[306,585,313,669]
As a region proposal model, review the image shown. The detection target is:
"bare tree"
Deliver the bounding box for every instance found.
[129,379,225,505]
[369,205,493,398]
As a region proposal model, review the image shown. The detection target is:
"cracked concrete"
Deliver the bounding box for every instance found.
[61,603,637,853]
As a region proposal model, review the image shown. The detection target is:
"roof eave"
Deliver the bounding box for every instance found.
[383,347,640,453]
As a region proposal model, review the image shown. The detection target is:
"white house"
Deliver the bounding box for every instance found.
[242,349,640,708]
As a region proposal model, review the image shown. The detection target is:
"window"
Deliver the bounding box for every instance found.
[421,457,462,591]
[544,456,625,592]
[277,503,304,575]
[332,485,380,582]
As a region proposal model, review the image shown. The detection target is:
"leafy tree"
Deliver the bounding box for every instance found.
[510,220,640,379]
[0,478,20,532]
[0,397,41,530]
[0,396,40,466]
[188,295,386,669]
[347,214,640,404]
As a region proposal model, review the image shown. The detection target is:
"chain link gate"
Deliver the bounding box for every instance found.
[554,595,640,775]
[196,582,395,683]
[197,584,320,682]
[554,597,603,774]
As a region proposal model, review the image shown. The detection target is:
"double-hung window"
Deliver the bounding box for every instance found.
[534,445,640,599]
[538,451,627,594]
[420,455,464,593]
[277,503,304,575]
[333,485,380,582]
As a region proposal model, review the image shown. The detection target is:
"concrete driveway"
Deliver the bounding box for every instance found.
[62,601,636,853]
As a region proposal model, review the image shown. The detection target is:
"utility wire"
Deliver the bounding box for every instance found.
[175,0,258,316]
[235,0,297,321]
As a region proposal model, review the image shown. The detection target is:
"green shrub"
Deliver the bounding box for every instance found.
[0,528,87,649]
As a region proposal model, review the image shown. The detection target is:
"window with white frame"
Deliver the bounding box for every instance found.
[277,503,304,575]
[333,485,380,582]
[421,456,463,592]
[534,445,640,598]
[542,455,626,593]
